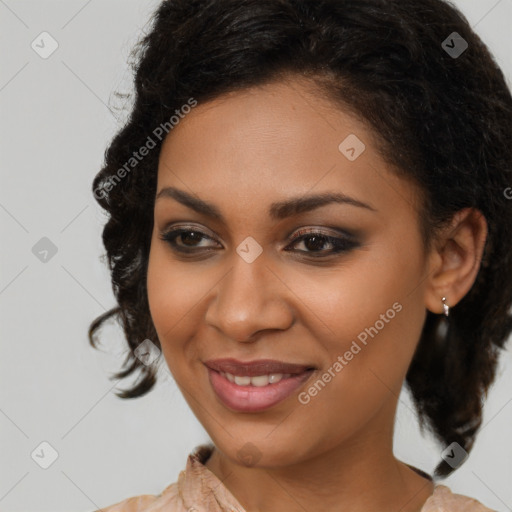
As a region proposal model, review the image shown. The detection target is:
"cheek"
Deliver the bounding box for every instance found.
[146,245,196,364]
[146,242,221,380]
[291,299,424,450]
[292,236,426,403]
[292,235,424,348]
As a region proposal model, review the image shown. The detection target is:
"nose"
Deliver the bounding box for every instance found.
[204,251,294,342]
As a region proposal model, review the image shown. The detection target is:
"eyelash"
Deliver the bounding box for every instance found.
[158,226,359,258]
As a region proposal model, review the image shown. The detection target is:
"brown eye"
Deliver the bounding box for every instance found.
[285,228,359,257]
[159,228,220,252]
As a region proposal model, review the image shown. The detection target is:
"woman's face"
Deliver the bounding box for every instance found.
[147,78,432,467]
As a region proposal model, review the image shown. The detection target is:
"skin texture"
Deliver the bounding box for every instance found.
[146,78,487,512]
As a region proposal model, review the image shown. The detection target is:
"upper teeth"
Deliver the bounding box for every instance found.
[221,372,291,386]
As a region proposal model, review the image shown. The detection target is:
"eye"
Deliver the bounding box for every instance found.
[159,227,220,253]
[284,228,359,257]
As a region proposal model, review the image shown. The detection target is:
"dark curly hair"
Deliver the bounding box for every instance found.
[89,0,512,478]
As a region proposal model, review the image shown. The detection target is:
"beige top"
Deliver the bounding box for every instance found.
[95,444,496,512]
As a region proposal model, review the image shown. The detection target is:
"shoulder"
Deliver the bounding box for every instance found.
[422,484,497,512]
[92,443,216,512]
[92,482,181,512]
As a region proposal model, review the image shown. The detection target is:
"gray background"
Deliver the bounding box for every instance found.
[1,1,511,511]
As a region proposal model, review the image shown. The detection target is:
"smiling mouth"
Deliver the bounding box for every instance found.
[205,360,316,413]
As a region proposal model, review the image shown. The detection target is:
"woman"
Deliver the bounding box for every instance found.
[89,0,512,510]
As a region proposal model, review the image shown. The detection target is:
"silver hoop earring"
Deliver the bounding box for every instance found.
[441,297,450,317]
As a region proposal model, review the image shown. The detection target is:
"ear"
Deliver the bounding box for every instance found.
[424,208,488,315]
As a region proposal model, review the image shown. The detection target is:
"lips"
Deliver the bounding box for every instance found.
[206,367,315,412]
[204,358,315,376]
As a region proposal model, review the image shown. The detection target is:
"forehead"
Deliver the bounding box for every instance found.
[155,79,418,221]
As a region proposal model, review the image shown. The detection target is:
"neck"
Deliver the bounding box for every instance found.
[204,404,434,512]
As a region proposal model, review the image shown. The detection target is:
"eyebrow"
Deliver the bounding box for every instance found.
[155,186,377,222]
